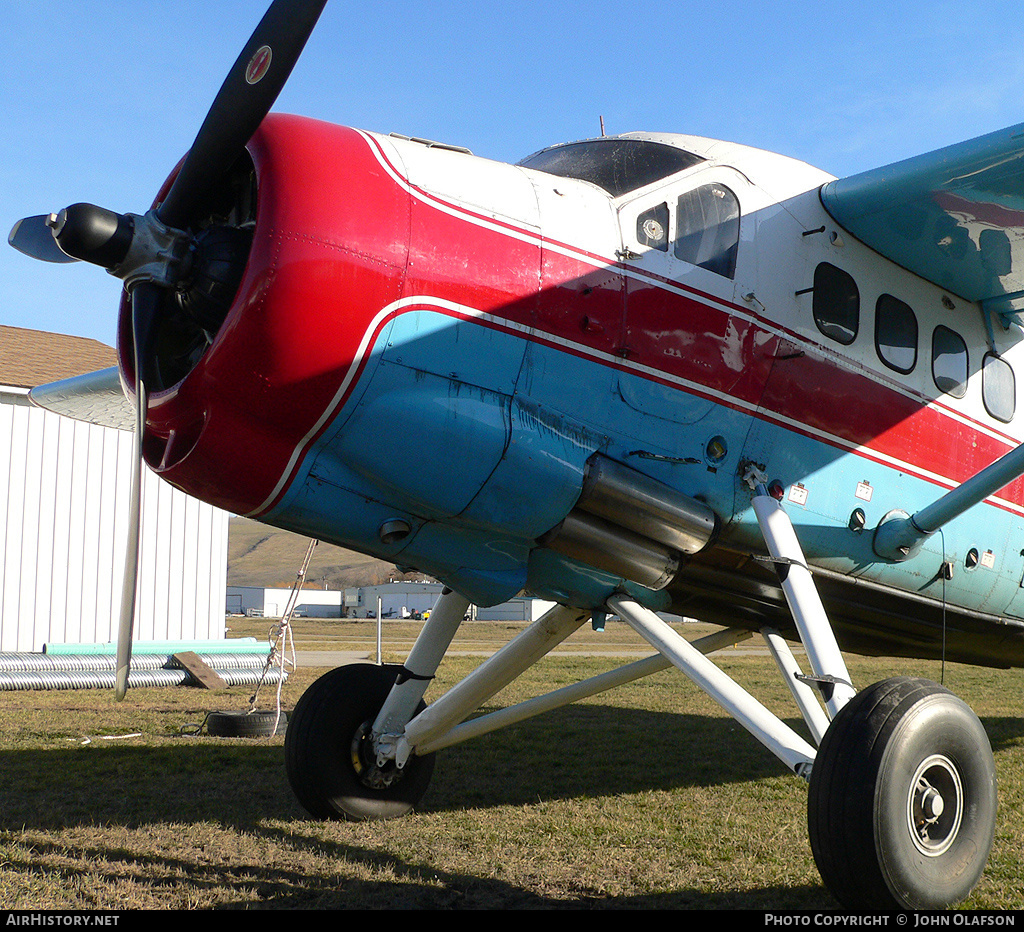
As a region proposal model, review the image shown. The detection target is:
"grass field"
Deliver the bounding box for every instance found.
[0,617,1021,910]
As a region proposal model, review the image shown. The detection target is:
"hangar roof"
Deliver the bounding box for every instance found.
[0,324,115,390]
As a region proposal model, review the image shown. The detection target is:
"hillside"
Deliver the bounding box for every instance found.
[228,517,428,590]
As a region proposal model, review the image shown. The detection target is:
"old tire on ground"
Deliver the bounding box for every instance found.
[285,662,435,821]
[808,676,996,909]
[206,710,287,737]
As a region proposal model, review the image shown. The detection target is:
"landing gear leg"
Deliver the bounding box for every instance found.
[748,477,855,717]
[285,662,435,820]
[285,588,470,820]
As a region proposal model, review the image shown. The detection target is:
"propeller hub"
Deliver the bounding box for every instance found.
[44,203,194,293]
[115,209,192,290]
[50,203,134,269]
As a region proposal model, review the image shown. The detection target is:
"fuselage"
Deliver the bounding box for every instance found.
[122,114,1024,666]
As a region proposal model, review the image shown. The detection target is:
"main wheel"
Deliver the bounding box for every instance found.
[808,677,996,910]
[285,663,435,821]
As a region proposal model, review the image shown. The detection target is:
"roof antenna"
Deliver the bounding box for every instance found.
[600,115,606,137]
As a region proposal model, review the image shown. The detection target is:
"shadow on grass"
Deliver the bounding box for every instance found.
[2,705,1022,833]
[0,829,831,909]
[0,703,841,909]
[981,715,1024,755]
[0,704,803,832]
[0,706,1017,909]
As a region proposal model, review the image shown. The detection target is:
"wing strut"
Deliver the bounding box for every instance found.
[874,440,1024,562]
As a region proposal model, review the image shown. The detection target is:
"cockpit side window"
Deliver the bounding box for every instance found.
[637,203,669,251]
[518,139,705,197]
[675,184,740,279]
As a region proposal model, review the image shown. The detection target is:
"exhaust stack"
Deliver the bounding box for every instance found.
[541,455,719,589]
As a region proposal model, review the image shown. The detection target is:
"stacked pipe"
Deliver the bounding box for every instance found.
[0,645,282,691]
[541,455,720,589]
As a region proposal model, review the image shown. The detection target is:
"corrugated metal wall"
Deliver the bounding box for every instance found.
[1,395,228,651]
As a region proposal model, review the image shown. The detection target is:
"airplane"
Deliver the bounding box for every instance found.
[10,0,1024,910]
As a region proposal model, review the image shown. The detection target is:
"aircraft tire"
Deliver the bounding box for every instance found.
[808,676,996,910]
[284,662,435,821]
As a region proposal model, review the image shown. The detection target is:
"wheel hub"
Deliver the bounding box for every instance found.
[908,754,963,857]
[351,720,404,790]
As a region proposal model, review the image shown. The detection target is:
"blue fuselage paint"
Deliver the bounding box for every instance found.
[257,304,1024,633]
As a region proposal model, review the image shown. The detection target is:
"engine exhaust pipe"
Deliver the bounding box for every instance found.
[577,456,718,555]
[542,510,681,590]
[540,455,719,589]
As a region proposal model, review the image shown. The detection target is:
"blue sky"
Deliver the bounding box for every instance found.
[4,0,1024,347]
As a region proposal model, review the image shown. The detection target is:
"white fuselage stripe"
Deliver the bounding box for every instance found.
[248,295,1024,520]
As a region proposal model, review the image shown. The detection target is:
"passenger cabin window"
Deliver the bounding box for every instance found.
[674,184,739,279]
[518,138,706,197]
[875,294,917,374]
[983,353,1015,422]
[812,263,859,344]
[637,203,669,251]
[932,326,968,399]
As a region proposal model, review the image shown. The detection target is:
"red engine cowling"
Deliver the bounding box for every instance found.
[117,115,413,516]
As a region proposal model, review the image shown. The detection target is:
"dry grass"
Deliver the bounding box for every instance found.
[0,619,1021,910]
[227,516,420,589]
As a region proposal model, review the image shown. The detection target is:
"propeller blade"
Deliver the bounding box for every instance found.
[115,282,160,700]
[114,377,144,701]
[157,0,327,229]
[11,1,332,698]
[8,215,77,264]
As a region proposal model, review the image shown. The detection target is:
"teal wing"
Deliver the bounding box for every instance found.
[820,123,1024,319]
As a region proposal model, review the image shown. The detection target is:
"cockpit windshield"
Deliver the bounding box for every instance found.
[518,138,705,197]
